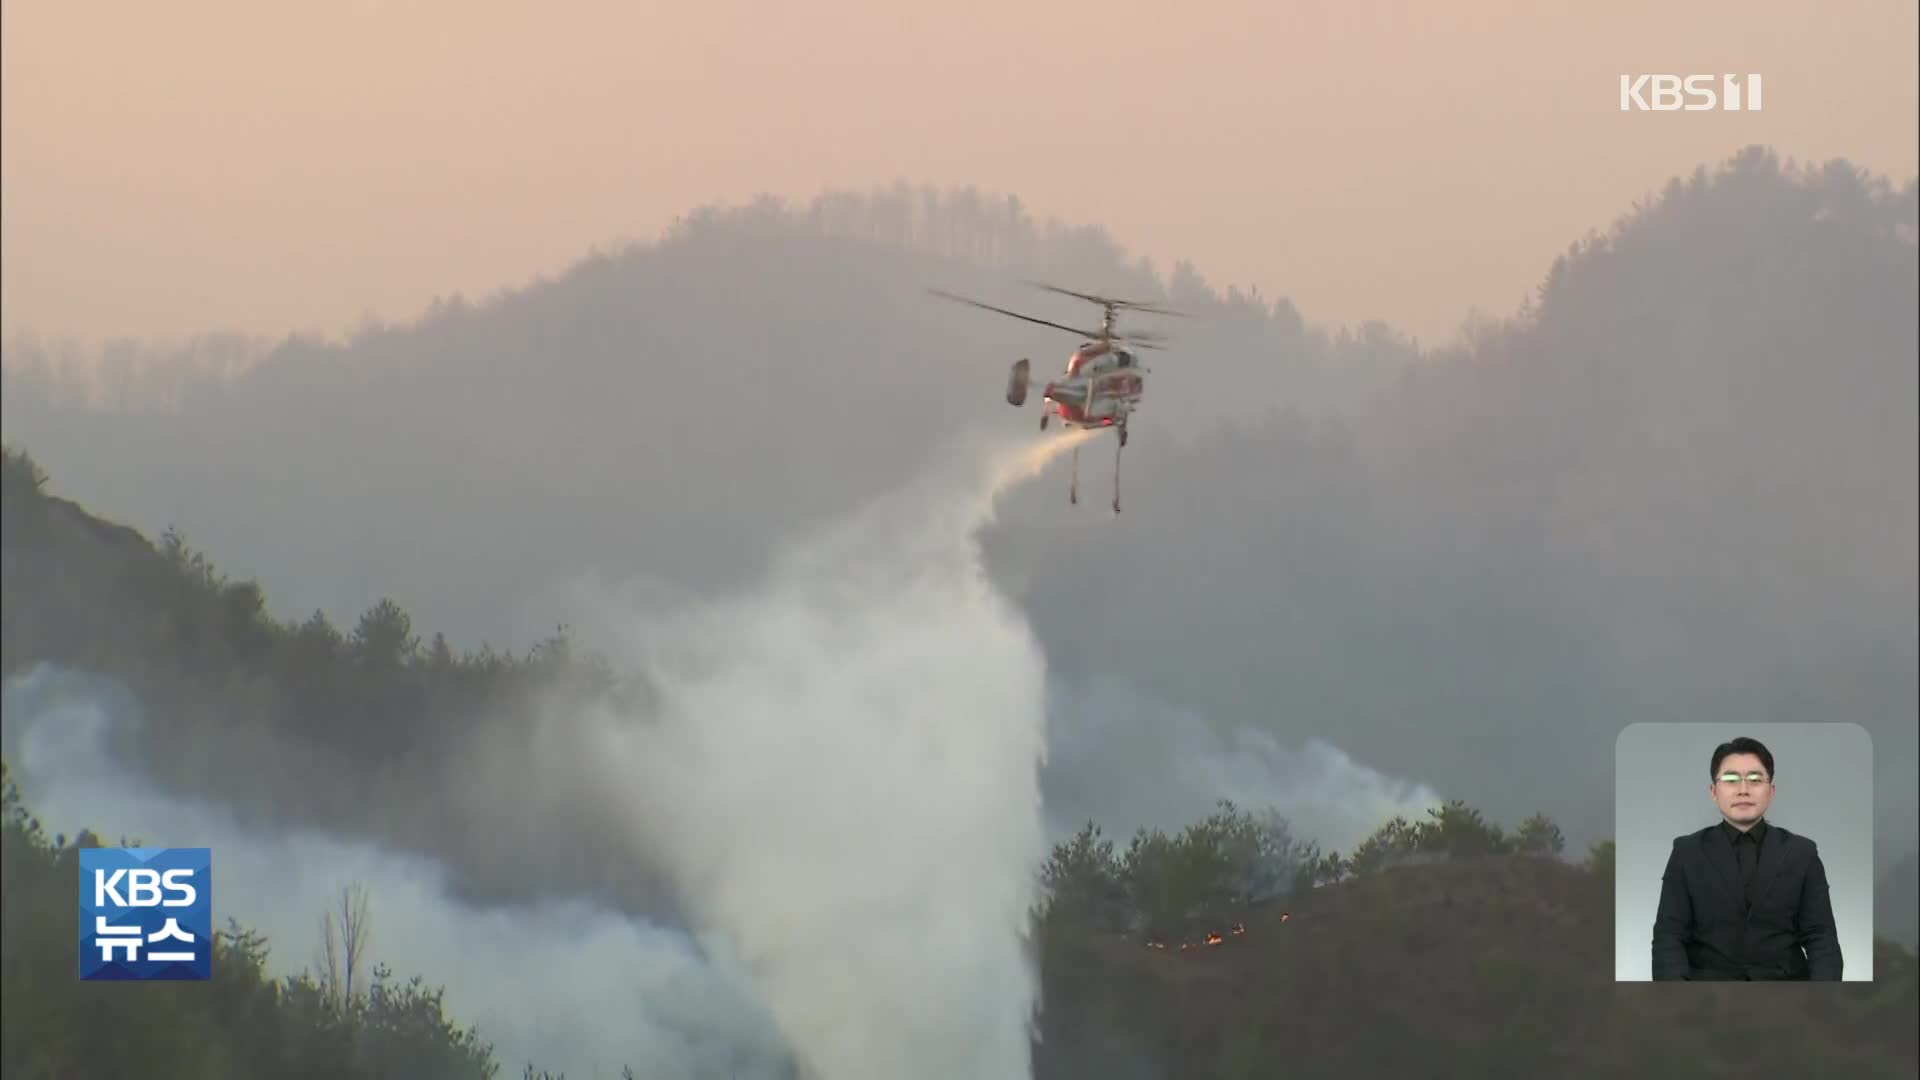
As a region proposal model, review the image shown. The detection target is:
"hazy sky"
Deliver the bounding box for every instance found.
[4,0,1915,347]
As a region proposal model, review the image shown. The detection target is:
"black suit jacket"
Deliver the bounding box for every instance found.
[1650,821,1843,980]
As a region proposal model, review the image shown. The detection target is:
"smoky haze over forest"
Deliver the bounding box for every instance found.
[3,144,1916,908]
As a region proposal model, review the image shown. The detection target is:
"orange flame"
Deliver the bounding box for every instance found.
[1141,913,1283,955]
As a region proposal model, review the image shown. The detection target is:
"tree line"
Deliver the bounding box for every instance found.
[1036,795,1604,945]
[4,742,1616,1079]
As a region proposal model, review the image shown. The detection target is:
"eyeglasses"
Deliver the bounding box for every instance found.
[1716,771,1769,786]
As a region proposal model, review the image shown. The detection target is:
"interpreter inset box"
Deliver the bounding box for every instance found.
[1614,723,1872,982]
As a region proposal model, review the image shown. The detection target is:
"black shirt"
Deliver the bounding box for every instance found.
[1722,818,1768,908]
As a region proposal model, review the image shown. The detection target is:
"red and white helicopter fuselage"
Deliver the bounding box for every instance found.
[1010,340,1146,438]
[933,281,1184,513]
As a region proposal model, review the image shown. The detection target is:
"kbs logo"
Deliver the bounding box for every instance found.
[1620,74,1763,111]
[79,847,212,980]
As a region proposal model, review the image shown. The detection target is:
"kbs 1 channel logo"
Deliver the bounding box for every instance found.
[79,847,213,981]
[1619,73,1763,112]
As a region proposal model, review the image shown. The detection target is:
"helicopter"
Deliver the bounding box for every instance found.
[930,281,1186,513]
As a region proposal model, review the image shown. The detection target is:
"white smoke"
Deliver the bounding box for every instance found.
[553,428,1100,1080]
[1041,676,1445,855]
[1,663,795,1079]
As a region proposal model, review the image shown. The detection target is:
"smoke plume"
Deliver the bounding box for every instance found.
[560,428,1099,1080]
[1,663,796,1079]
[1042,675,1445,854]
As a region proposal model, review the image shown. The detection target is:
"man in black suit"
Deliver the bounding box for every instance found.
[1650,736,1844,980]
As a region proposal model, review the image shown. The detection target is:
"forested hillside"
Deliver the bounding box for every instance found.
[2,444,670,919]
[4,451,1916,1077]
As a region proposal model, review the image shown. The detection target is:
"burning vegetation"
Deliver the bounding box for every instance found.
[1034,798,1917,1079]
[1143,921,1253,952]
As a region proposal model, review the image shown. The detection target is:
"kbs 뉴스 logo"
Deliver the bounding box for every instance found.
[79,847,213,980]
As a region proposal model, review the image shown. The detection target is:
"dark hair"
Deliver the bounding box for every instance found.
[1711,737,1775,779]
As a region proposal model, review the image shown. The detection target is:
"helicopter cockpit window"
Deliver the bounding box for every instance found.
[1115,351,1134,367]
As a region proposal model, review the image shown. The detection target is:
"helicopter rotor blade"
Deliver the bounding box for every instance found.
[1020,280,1191,318]
[928,289,1102,339]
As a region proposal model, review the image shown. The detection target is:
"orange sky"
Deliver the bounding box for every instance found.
[3,0,1914,348]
